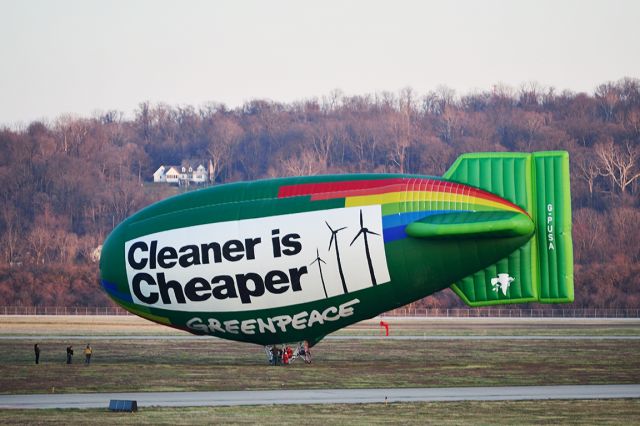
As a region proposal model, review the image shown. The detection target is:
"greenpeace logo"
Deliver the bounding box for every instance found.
[187,299,360,336]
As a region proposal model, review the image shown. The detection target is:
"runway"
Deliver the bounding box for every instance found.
[1,385,639,409]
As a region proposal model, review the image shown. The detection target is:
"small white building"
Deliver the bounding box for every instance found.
[153,163,209,186]
[153,165,181,183]
[185,164,208,184]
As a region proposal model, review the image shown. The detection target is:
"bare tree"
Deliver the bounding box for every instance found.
[437,106,461,144]
[205,116,243,183]
[625,107,640,137]
[573,208,605,263]
[595,83,621,122]
[109,180,144,225]
[0,206,21,265]
[27,226,52,265]
[347,119,381,172]
[51,230,79,264]
[280,149,325,176]
[518,81,544,107]
[575,151,601,197]
[595,140,640,194]
[388,111,410,173]
[312,119,344,168]
[386,89,419,173]
[54,116,90,156]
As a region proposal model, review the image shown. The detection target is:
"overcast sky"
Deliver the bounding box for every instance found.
[1,0,639,125]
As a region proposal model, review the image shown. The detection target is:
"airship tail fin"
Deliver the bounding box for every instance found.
[444,151,573,306]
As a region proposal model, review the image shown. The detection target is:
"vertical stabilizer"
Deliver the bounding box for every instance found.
[444,151,573,306]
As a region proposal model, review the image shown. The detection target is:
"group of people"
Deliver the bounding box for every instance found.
[33,343,93,364]
[268,341,311,365]
[269,345,292,365]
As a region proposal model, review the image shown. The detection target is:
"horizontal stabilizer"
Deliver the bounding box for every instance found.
[405,211,534,239]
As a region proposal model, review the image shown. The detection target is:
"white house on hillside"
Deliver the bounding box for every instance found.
[153,162,211,185]
[153,165,181,183]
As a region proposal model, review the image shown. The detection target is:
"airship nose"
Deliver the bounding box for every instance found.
[99,223,131,304]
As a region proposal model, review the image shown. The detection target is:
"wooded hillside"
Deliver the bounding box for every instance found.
[1,79,639,308]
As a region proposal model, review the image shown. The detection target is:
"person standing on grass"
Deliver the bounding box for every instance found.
[66,345,73,364]
[34,344,40,364]
[303,340,311,364]
[84,344,92,364]
[270,345,279,365]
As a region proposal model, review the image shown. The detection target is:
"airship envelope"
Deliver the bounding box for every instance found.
[100,151,573,346]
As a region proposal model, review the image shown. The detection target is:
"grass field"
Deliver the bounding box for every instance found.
[2,400,640,425]
[1,316,639,424]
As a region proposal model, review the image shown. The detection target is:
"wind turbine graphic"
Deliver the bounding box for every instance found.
[350,209,381,286]
[326,221,348,294]
[310,248,328,298]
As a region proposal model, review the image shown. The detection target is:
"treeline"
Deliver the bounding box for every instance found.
[1,78,639,308]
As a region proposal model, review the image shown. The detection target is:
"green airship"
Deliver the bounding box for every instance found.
[100,151,573,347]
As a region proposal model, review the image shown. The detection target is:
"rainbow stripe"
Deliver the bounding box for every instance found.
[278,177,526,242]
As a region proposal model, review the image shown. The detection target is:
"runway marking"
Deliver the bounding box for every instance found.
[1,385,639,409]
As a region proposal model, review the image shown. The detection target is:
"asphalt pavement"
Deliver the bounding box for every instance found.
[1,385,639,409]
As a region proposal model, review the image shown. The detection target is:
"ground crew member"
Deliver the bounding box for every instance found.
[84,344,93,364]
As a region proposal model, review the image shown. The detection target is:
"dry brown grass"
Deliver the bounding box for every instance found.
[1,400,640,425]
[0,315,177,335]
[2,315,639,336]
